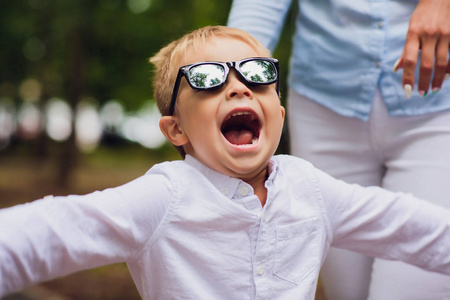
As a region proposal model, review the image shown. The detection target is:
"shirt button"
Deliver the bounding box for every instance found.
[239,186,249,196]
[257,266,265,276]
[221,187,229,196]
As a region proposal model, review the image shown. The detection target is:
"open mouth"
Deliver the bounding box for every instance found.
[221,111,261,146]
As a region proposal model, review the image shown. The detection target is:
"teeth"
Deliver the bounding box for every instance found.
[226,111,255,121]
[234,137,258,147]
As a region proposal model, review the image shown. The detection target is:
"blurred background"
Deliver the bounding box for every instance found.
[0,1,322,299]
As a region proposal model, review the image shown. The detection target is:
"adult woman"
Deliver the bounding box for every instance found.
[228,0,450,299]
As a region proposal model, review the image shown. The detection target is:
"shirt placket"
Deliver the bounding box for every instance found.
[358,0,387,119]
[231,181,270,299]
[247,180,275,299]
[253,208,273,299]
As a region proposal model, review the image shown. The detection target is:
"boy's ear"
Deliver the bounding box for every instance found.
[159,116,189,146]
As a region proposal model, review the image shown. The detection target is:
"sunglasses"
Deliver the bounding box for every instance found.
[169,57,279,115]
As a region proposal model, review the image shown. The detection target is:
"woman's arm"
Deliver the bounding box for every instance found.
[227,0,293,51]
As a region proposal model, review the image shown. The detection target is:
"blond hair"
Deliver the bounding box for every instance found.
[149,25,271,116]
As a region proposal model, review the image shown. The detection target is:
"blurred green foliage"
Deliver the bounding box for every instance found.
[0,0,295,107]
[0,0,237,111]
[0,0,294,157]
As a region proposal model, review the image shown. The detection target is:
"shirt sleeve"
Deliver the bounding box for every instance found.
[0,172,172,297]
[314,167,450,275]
[227,0,293,51]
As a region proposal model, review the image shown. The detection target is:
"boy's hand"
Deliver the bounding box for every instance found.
[393,0,450,98]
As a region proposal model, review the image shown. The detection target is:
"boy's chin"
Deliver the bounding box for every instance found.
[221,155,272,179]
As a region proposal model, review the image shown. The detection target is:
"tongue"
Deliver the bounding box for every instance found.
[224,129,254,145]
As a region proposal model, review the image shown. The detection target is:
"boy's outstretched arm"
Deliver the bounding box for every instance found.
[0,173,170,297]
[315,167,450,274]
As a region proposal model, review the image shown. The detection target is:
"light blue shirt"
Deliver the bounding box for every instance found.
[1,155,450,299]
[228,0,450,120]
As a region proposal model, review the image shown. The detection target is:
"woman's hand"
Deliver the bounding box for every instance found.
[393,0,450,98]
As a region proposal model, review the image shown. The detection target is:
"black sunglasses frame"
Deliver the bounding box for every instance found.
[168,57,279,115]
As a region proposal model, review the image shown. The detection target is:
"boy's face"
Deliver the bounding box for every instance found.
[160,36,285,181]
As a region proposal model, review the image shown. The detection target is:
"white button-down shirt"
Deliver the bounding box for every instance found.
[1,155,450,299]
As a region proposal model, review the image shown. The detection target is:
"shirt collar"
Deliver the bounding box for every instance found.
[184,155,279,199]
[184,155,240,200]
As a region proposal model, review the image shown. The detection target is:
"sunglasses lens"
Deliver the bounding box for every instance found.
[188,64,225,89]
[240,59,277,84]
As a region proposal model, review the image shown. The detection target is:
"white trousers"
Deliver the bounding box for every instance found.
[287,89,450,300]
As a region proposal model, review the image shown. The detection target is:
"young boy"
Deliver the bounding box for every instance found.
[1,26,450,299]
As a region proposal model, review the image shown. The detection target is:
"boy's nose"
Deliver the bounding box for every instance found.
[225,71,253,100]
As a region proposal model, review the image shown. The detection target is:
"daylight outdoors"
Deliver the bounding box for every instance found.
[0,1,327,299]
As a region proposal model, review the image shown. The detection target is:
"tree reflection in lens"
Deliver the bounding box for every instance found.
[241,60,276,83]
[189,65,224,88]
